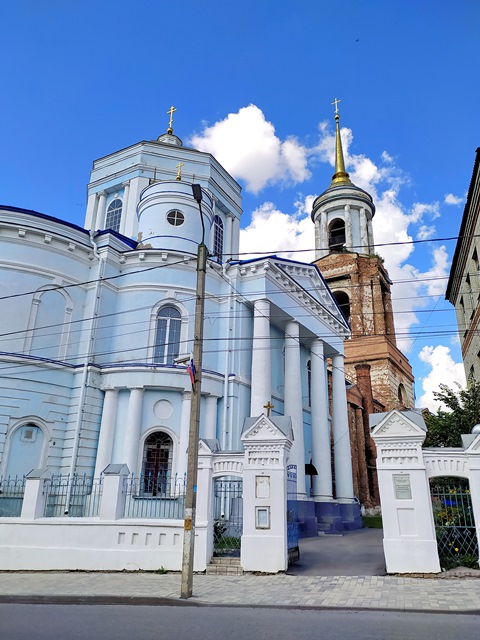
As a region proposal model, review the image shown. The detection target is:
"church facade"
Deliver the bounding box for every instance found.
[0,118,364,570]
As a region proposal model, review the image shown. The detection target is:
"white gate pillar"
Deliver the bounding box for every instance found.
[240,415,293,573]
[193,439,216,571]
[465,434,480,565]
[372,410,440,574]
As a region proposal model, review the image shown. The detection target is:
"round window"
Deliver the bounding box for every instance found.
[166,210,185,226]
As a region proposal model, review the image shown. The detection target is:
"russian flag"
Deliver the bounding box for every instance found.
[187,353,196,388]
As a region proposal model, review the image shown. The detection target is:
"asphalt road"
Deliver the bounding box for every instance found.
[1,605,479,640]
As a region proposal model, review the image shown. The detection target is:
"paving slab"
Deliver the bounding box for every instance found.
[0,570,479,613]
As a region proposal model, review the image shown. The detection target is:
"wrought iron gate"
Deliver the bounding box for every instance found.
[287,464,300,564]
[213,477,243,556]
[430,477,479,568]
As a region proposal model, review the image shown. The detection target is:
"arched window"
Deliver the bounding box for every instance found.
[328,218,346,251]
[213,215,224,260]
[333,291,350,323]
[105,198,123,233]
[398,383,406,405]
[154,306,181,364]
[141,432,173,495]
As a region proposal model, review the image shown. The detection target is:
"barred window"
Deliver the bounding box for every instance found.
[141,432,173,496]
[105,198,123,233]
[154,306,181,364]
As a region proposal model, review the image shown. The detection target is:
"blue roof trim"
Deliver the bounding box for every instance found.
[0,204,89,235]
[95,228,138,248]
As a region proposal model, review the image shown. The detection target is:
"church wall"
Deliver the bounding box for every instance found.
[0,366,76,477]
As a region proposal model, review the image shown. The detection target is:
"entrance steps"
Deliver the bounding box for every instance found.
[206,557,243,575]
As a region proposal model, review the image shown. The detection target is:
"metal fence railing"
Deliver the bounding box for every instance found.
[431,478,479,568]
[0,476,26,517]
[43,475,103,517]
[123,473,186,519]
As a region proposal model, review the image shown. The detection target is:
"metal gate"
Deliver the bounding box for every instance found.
[287,464,299,564]
[430,477,479,568]
[213,477,243,556]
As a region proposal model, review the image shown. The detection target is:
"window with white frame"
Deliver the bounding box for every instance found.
[105,198,123,233]
[213,215,224,260]
[154,306,181,364]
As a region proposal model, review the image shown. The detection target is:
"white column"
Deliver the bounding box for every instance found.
[367,216,374,253]
[176,391,191,482]
[120,182,130,235]
[320,214,328,257]
[360,207,368,253]
[311,340,333,501]
[331,353,354,501]
[344,205,352,250]
[250,299,271,416]
[284,320,307,498]
[122,388,144,475]
[85,192,97,230]
[94,388,119,477]
[230,217,240,260]
[97,191,107,229]
[225,213,233,260]
[204,395,217,440]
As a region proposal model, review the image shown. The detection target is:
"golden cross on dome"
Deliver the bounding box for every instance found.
[167,105,177,133]
[332,98,341,116]
[263,401,274,417]
[176,161,184,180]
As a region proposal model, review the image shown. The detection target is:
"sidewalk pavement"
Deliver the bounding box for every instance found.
[1,570,480,613]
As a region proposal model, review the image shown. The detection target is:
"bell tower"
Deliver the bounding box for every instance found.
[313,103,414,411]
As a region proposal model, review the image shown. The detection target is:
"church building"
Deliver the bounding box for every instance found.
[0,110,365,571]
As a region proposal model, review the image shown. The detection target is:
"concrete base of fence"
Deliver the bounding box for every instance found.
[0,519,209,572]
[383,538,441,574]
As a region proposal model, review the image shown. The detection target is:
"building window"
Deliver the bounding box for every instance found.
[154,306,181,364]
[328,218,346,251]
[141,432,173,495]
[333,291,350,323]
[398,383,406,405]
[213,215,224,260]
[166,209,184,226]
[473,248,479,272]
[105,198,123,233]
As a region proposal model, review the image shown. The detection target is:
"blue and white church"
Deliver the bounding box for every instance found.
[0,116,360,572]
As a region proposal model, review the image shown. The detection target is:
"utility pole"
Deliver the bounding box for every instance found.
[180,184,207,599]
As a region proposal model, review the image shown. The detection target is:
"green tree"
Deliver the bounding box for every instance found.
[423,378,480,448]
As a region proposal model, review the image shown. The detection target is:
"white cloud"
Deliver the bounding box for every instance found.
[417,345,466,411]
[190,105,310,193]
[240,201,315,262]
[444,193,463,206]
[417,225,436,240]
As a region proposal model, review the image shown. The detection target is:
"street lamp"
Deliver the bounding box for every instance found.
[180,184,208,599]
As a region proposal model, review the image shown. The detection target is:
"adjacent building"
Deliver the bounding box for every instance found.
[446,148,480,381]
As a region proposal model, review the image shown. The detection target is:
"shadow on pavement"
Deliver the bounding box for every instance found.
[287,528,385,576]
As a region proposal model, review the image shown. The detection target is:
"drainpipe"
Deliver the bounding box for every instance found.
[64,230,105,513]
[221,262,234,450]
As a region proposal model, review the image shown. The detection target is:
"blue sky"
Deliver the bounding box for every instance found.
[1,1,479,407]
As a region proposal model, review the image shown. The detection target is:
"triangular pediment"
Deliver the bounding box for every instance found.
[465,432,480,453]
[241,415,293,443]
[371,409,427,440]
[198,438,220,454]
